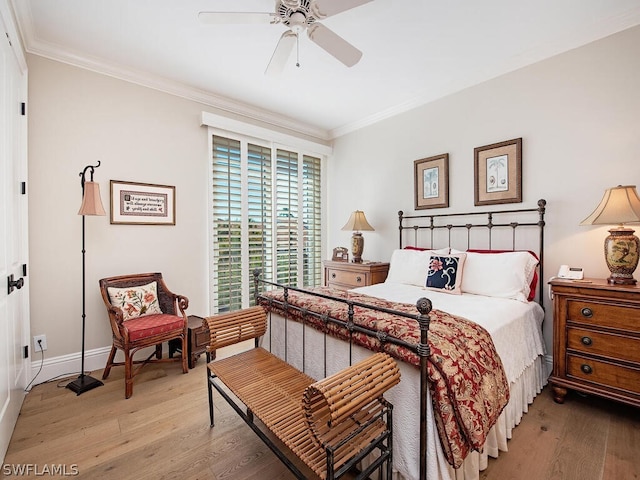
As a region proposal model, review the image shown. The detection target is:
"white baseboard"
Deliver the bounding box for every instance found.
[28,346,112,390]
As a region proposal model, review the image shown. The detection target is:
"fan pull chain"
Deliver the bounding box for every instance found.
[296,32,300,68]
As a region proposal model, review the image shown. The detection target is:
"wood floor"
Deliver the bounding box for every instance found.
[3,348,639,480]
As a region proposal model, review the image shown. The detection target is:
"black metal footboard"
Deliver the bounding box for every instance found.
[253,270,433,480]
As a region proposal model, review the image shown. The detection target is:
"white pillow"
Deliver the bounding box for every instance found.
[460,251,538,302]
[386,248,450,287]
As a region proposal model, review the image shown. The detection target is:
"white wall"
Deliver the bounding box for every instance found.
[327,25,640,351]
[27,25,640,369]
[27,55,211,361]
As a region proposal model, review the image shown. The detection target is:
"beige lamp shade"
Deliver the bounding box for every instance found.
[580,185,640,226]
[341,211,374,263]
[78,181,107,216]
[581,185,640,285]
[341,210,375,232]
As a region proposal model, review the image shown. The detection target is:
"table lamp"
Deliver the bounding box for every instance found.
[580,185,640,285]
[341,210,374,263]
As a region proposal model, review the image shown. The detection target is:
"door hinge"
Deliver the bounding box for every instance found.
[21,102,26,116]
[5,32,11,47]
[21,182,26,195]
[23,345,29,359]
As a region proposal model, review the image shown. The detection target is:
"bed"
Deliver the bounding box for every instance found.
[254,200,548,480]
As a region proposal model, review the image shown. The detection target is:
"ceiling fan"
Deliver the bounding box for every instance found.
[199,0,373,75]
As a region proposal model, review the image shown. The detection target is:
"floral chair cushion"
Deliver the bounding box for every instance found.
[107,281,163,321]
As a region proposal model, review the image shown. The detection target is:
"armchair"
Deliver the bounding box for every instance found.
[98,272,189,398]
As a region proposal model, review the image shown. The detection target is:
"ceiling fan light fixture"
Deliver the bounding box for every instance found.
[288,11,307,32]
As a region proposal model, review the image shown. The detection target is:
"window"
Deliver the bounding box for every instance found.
[210,133,323,313]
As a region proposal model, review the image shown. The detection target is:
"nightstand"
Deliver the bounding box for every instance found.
[549,278,640,407]
[323,261,389,290]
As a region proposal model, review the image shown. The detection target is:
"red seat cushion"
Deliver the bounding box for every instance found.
[123,314,185,341]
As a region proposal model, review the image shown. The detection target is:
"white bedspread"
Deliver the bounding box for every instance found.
[262,281,548,480]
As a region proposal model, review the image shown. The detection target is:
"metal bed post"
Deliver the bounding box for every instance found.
[416,297,433,480]
[537,199,546,307]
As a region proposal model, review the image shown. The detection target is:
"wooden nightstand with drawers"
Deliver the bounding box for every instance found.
[549,278,640,407]
[323,261,390,290]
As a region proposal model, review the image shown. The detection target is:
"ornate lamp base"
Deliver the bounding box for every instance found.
[605,227,639,285]
[351,232,364,263]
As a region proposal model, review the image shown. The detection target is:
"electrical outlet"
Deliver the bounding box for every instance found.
[33,334,47,352]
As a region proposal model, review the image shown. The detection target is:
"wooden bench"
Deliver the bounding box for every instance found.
[204,306,401,480]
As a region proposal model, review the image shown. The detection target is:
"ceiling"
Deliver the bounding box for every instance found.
[11,0,640,140]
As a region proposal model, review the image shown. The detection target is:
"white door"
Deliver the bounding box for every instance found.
[0,5,30,462]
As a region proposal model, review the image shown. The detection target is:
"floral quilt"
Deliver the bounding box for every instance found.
[258,287,509,468]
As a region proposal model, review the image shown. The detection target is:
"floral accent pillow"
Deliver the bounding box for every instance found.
[107,281,163,321]
[424,254,466,295]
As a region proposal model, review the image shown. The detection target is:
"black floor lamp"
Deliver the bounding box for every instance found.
[66,161,106,395]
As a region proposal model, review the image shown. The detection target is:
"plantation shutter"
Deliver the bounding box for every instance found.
[211,134,322,313]
[275,149,299,286]
[211,135,242,312]
[302,154,322,287]
[247,144,272,302]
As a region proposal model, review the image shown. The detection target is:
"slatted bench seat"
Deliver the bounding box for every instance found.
[205,306,401,480]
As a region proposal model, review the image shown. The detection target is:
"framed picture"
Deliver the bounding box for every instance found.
[474,138,522,206]
[110,180,176,225]
[332,246,349,262]
[414,153,449,210]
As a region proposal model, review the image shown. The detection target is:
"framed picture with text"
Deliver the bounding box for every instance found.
[110,180,176,225]
[414,153,449,210]
[474,138,522,206]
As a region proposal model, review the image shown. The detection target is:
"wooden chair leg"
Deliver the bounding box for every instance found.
[125,348,134,399]
[102,345,117,380]
[155,343,162,359]
[181,336,188,374]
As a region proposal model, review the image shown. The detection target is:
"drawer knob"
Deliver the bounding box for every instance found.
[580,336,593,346]
[580,307,593,318]
[356,276,362,283]
[581,364,593,374]
[331,273,336,279]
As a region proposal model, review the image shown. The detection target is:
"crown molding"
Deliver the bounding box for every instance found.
[0,0,27,72]
[21,35,332,143]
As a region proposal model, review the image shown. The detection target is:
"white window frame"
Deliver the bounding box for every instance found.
[203,112,330,313]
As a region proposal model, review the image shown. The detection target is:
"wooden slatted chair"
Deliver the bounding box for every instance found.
[98,272,189,398]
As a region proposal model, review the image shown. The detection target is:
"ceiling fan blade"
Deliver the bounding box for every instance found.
[311,0,373,19]
[265,31,297,76]
[198,12,276,24]
[307,23,362,67]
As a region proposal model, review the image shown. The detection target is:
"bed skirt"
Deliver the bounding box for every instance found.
[436,355,548,480]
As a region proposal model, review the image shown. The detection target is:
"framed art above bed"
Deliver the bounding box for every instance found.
[474,138,522,206]
[414,153,449,210]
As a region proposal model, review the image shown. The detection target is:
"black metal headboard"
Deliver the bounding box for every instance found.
[398,199,547,305]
